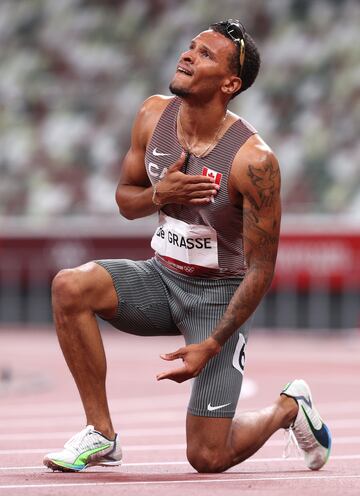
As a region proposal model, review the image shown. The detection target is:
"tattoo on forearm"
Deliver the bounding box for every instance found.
[243,207,278,262]
[211,160,281,347]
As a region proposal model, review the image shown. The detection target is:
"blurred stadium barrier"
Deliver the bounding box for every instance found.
[0,1,359,329]
[0,215,358,329]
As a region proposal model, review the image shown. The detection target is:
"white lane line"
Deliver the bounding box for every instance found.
[0,444,185,455]
[2,453,360,471]
[0,416,360,432]
[1,436,360,456]
[0,394,189,418]
[1,417,359,441]
[0,427,185,441]
[0,409,360,436]
[1,396,359,419]
[1,474,360,489]
[0,419,360,442]
[0,412,186,429]
[0,379,256,419]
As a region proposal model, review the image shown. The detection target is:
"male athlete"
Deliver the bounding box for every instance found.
[44,20,331,473]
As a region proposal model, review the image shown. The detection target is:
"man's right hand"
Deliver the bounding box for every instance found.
[154,152,220,206]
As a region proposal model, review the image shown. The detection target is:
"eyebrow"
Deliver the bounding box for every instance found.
[189,39,217,58]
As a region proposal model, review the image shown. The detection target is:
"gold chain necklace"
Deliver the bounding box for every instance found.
[177,108,227,158]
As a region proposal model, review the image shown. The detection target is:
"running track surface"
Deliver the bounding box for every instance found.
[0,327,359,496]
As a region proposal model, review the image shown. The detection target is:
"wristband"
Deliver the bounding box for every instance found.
[152,182,162,207]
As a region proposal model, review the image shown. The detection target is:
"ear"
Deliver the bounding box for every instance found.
[221,76,242,97]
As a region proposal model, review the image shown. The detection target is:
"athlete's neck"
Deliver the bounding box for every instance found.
[178,99,228,144]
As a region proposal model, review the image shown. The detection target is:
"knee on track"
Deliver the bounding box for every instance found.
[187,446,226,473]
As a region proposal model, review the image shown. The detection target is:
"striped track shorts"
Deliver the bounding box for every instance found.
[95,257,252,418]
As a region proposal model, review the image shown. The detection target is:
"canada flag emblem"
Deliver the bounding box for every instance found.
[202,166,222,186]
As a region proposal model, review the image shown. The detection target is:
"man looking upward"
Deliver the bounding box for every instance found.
[44,20,331,473]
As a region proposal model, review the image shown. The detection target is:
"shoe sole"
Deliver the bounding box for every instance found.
[44,458,81,473]
[282,380,331,471]
[43,457,122,473]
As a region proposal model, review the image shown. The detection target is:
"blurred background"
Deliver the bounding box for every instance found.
[0,0,359,329]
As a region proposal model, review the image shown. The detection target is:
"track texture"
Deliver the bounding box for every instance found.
[1,327,359,495]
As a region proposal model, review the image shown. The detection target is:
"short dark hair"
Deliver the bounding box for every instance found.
[210,21,261,99]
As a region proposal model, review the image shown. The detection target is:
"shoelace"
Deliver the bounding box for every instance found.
[293,421,319,451]
[283,428,302,459]
[64,425,105,455]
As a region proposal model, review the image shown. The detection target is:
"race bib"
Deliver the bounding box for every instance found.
[151,213,219,268]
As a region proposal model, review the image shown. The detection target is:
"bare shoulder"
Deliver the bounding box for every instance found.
[140,94,174,113]
[138,94,175,125]
[231,134,280,195]
[238,134,279,171]
[135,94,175,146]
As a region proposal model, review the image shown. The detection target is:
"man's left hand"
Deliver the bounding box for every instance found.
[156,337,221,383]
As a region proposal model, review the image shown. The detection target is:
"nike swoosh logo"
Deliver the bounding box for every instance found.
[153,148,171,157]
[207,402,232,412]
[294,394,312,409]
[301,405,331,449]
[281,388,312,409]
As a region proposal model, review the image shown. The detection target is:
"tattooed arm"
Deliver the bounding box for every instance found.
[211,141,281,346]
[156,137,281,383]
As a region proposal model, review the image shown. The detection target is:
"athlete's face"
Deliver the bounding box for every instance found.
[170,30,239,100]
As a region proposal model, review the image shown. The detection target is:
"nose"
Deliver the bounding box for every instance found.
[180,49,193,64]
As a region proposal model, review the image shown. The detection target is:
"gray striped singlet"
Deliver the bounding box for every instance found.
[145,96,257,278]
[96,97,257,418]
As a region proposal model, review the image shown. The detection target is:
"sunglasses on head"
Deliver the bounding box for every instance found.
[218,19,246,77]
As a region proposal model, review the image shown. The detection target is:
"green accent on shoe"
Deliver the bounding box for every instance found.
[75,443,111,466]
[51,443,112,471]
[50,460,85,471]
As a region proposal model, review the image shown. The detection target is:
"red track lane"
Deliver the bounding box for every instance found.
[1,327,360,496]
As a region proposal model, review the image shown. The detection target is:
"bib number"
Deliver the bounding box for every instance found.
[232,334,246,375]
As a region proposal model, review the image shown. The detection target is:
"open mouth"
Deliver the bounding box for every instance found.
[177,65,192,76]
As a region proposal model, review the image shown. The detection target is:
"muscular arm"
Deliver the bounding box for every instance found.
[211,145,281,346]
[116,97,160,220]
[157,140,281,382]
[116,96,218,220]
